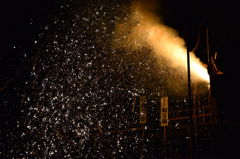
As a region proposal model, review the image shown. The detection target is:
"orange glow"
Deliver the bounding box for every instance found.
[113,2,210,83]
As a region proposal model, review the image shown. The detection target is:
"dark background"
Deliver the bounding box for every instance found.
[1,0,240,157]
[0,0,58,131]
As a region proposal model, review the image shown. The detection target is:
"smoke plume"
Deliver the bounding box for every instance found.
[113,0,209,82]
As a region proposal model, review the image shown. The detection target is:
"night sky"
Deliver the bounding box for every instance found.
[1,0,240,158]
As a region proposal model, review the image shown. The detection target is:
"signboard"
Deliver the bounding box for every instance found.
[161,96,168,126]
[140,96,146,124]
